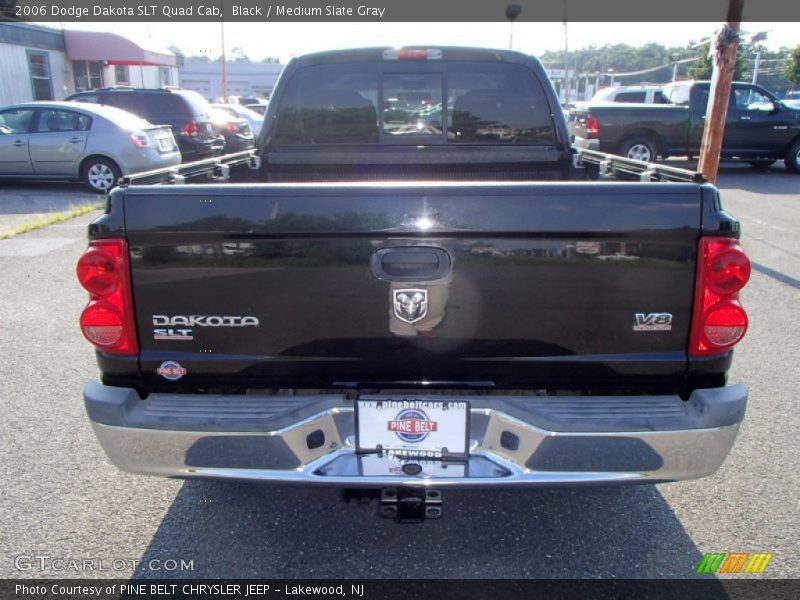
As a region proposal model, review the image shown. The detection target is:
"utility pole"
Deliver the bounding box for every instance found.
[671,53,681,82]
[220,21,228,103]
[698,0,743,184]
[750,30,767,84]
[751,50,761,84]
[563,0,570,104]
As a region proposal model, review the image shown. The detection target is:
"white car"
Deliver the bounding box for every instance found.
[591,85,670,104]
[211,104,264,136]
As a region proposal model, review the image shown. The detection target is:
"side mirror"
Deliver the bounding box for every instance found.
[771,101,781,114]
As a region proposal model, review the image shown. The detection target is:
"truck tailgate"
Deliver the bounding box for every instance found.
[121,182,705,392]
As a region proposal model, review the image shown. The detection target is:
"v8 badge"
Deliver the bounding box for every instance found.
[633,312,673,331]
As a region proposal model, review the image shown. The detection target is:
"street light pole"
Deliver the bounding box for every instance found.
[220,21,228,103]
[505,5,521,50]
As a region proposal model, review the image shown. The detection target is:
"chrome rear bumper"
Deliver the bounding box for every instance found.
[85,381,746,488]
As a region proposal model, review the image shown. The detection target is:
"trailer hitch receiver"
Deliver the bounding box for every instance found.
[380,488,442,522]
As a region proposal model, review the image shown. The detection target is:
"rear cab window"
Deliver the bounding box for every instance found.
[614,91,646,103]
[654,91,671,104]
[273,61,556,147]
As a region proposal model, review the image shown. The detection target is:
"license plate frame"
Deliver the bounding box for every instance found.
[358,454,468,478]
[355,398,470,459]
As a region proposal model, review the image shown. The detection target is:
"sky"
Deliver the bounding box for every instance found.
[53,21,798,63]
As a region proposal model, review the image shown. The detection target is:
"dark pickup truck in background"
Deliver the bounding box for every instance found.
[77,48,750,517]
[569,80,800,172]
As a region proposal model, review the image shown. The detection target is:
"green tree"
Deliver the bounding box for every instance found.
[538,40,794,96]
[786,46,800,85]
[686,42,750,81]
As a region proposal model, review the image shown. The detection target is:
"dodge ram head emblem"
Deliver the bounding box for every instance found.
[393,289,428,324]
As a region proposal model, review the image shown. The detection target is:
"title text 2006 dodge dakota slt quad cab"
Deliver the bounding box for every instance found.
[77,48,750,518]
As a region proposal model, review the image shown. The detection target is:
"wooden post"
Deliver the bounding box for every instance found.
[697,0,743,184]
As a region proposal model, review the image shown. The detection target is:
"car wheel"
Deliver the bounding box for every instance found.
[619,137,657,163]
[748,160,776,170]
[785,139,800,174]
[83,157,120,193]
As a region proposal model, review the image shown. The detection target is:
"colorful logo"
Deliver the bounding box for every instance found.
[156,361,187,381]
[387,409,438,443]
[696,552,773,574]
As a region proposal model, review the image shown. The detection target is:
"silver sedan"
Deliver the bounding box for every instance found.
[0,101,181,193]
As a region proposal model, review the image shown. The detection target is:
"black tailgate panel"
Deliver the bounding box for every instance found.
[122,183,702,391]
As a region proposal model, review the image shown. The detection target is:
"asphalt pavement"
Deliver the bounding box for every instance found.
[0,181,98,235]
[0,164,797,579]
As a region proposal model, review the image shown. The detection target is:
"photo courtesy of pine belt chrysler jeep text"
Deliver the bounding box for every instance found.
[76,48,751,516]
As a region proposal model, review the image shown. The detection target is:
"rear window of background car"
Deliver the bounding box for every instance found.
[273,62,556,146]
[174,90,214,118]
[101,92,192,122]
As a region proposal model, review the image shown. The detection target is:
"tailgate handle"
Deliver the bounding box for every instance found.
[371,247,451,282]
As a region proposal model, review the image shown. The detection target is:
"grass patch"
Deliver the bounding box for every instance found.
[0,201,106,240]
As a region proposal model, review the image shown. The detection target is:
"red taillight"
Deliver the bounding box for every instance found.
[398,49,429,60]
[225,122,240,133]
[689,237,751,357]
[382,48,442,61]
[77,239,138,355]
[80,301,124,347]
[130,130,150,148]
[183,121,199,137]
[77,246,118,296]
[703,302,748,347]
[586,115,600,138]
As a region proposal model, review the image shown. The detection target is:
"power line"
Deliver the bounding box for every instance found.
[578,57,697,79]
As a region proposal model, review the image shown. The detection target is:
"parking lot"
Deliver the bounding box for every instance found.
[0,163,798,579]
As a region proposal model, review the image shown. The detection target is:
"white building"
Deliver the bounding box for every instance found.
[64,30,180,91]
[0,24,180,107]
[0,23,71,105]
[180,60,283,102]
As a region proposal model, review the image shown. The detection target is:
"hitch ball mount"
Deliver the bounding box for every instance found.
[341,487,443,522]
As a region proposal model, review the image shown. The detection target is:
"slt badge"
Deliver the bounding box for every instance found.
[393,289,428,324]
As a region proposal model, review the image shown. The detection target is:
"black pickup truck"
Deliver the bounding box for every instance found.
[569,80,800,172]
[77,48,750,516]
